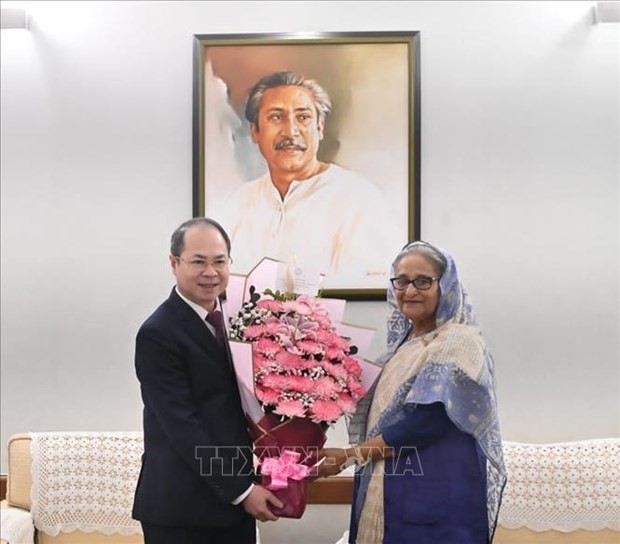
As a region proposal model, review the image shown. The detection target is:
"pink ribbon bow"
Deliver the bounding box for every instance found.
[260,449,310,490]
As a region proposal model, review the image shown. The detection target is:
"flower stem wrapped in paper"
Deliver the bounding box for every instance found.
[222,258,381,518]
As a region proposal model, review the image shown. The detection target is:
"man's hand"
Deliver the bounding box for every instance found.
[242,485,283,522]
[315,448,349,478]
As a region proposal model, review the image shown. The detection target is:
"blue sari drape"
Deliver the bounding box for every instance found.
[348,242,506,542]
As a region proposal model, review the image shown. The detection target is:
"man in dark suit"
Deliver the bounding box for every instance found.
[133,217,282,544]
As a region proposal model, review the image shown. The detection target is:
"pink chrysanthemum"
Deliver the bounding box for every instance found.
[275,350,305,371]
[263,321,282,336]
[282,298,313,316]
[297,339,322,356]
[261,373,290,391]
[325,346,346,362]
[328,335,351,351]
[310,399,343,423]
[299,358,322,372]
[274,400,306,418]
[313,376,340,399]
[336,393,357,415]
[313,315,333,329]
[288,375,315,394]
[243,324,269,340]
[343,356,363,377]
[253,353,272,371]
[253,338,282,357]
[321,361,350,381]
[346,376,367,400]
[255,386,281,405]
[257,299,284,313]
[315,328,336,344]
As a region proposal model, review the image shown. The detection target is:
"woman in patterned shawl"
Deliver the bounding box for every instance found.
[318,241,506,543]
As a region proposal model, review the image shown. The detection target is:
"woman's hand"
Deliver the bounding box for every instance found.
[314,437,392,479]
[315,448,350,478]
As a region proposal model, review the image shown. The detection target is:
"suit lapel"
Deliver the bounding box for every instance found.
[167,288,234,368]
[167,289,220,355]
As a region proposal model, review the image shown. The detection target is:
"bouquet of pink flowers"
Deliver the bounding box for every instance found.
[223,259,380,518]
[229,286,368,425]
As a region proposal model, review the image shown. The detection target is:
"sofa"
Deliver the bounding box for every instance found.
[2,433,143,544]
[2,432,619,544]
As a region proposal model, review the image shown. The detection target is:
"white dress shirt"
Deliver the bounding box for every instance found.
[214,164,403,289]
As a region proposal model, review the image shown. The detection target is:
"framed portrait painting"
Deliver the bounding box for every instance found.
[193,31,420,300]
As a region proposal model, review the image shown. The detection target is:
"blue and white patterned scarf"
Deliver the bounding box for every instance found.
[348,241,506,541]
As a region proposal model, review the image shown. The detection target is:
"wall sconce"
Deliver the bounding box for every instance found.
[1,7,29,30]
[594,1,620,23]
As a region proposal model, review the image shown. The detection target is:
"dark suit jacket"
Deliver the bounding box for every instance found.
[132,288,254,527]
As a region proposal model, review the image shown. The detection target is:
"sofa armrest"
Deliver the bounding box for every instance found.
[7,435,32,511]
[0,501,35,544]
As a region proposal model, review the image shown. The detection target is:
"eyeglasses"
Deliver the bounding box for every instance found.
[175,256,232,271]
[389,276,440,291]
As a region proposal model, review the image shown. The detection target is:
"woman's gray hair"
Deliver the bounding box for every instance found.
[394,242,447,277]
[244,71,332,127]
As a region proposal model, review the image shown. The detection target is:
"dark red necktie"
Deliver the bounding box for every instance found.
[206,310,225,345]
